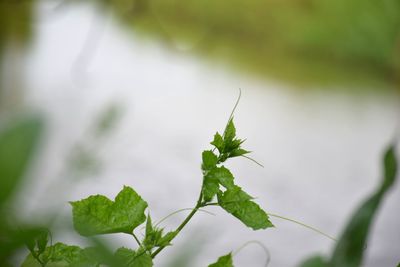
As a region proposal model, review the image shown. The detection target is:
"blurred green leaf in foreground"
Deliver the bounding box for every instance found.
[300,144,398,267]
[0,115,44,265]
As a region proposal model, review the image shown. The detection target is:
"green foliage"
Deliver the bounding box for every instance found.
[0,116,44,265]
[208,253,234,267]
[143,215,177,250]
[115,248,153,267]
[201,150,218,172]
[329,145,397,267]
[300,144,398,267]
[218,186,273,230]
[0,116,43,206]
[70,186,148,236]
[202,166,234,202]
[299,256,329,267]
[25,229,49,261]
[13,109,397,267]
[22,243,98,267]
[203,118,272,229]
[102,0,400,87]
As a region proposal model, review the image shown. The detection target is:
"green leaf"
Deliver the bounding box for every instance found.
[207,166,235,189]
[202,166,235,202]
[115,247,153,267]
[202,176,220,202]
[143,215,162,249]
[224,138,244,154]
[208,253,234,267]
[218,186,273,230]
[211,132,224,153]
[223,119,236,143]
[229,148,250,158]
[25,229,49,256]
[202,150,218,172]
[329,144,397,267]
[0,116,43,205]
[145,214,154,238]
[157,231,178,247]
[143,215,177,249]
[0,226,45,264]
[36,230,48,255]
[299,256,329,267]
[71,186,148,236]
[22,242,98,267]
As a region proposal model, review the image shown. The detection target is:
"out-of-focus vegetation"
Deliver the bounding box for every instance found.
[1,112,398,266]
[1,0,399,90]
[0,0,35,57]
[99,0,400,89]
[0,116,43,266]
[0,0,36,114]
[0,1,399,266]
[300,144,398,267]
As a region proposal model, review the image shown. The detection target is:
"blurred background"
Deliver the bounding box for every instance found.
[1,0,400,266]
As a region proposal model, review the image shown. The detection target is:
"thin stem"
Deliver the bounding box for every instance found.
[233,240,271,267]
[267,213,337,242]
[31,251,45,267]
[130,232,141,246]
[155,208,215,227]
[151,191,204,259]
[241,155,264,168]
[227,88,242,122]
[203,202,219,206]
[201,204,336,242]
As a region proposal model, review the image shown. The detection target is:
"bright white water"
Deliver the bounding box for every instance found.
[14,2,400,266]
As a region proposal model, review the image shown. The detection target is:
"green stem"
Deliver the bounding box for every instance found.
[202,203,336,242]
[233,240,271,267]
[203,202,219,206]
[31,251,45,267]
[131,232,141,246]
[151,191,204,258]
[155,208,215,227]
[267,213,337,242]
[241,155,264,168]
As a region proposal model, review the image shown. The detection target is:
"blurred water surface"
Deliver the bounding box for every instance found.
[4,2,400,267]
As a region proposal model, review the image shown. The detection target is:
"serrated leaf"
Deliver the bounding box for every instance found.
[224,138,244,154]
[329,144,397,267]
[218,186,273,230]
[143,216,163,249]
[223,119,236,143]
[0,116,43,205]
[202,150,218,172]
[36,230,48,255]
[299,256,329,267]
[229,148,250,158]
[71,186,147,236]
[24,228,49,258]
[202,166,236,202]
[143,216,176,249]
[211,132,224,153]
[207,166,235,189]
[157,231,178,247]
[145,215,154,238]
[202,177,220,202]
[208,253,234,267]
[22,242,98,267]
[115,247,153,267]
